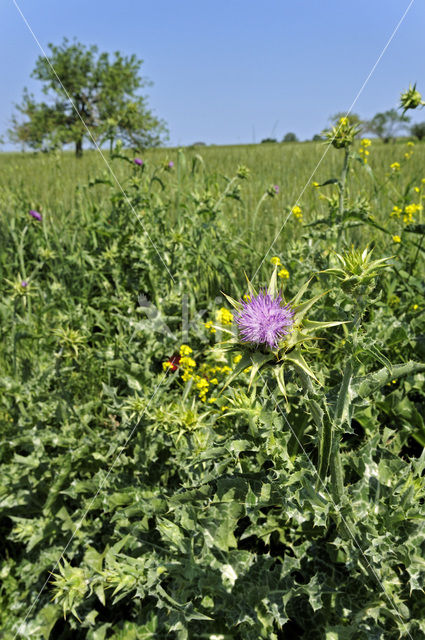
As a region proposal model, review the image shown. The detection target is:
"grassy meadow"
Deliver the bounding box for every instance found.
[1,138,425,639]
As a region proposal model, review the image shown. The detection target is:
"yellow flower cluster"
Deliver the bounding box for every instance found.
[390,162,400,171]
[180,345,192,356]
[216,307,233,325]
[391,203,421,224]
[270,256,289,279]
[404,203,422,224]
[392,235,401,243]
[312,181,319,188]
[205,307,233,333]
[194,363,231,402]
[292,205,303,222]
[404,142,414,160]
[205,321,216,334]
[169,344,234,402]
[359,138,371,163]
[390,206,402,218]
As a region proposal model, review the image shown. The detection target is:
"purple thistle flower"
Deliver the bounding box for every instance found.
[21,280,28,288]
[134,157,143,166]
[235,290,294,349]
[274,185,279,194]
[168,161,174,168]
[29,210,42,221]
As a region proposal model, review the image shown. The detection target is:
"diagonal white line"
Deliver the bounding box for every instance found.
[13,371,169,639]
[12,0,175,283]
[250,0,416,283]
[257,369,414,639]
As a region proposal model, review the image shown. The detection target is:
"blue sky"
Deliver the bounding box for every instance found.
[1,0,424,148]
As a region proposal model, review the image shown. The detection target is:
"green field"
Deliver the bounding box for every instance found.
[1,139,424,253]
[1,139,425,639]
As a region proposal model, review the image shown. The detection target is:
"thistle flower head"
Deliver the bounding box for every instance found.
[29,210,42,221]
[133,157,143,166]
[400,83,424,113]
[235,290,294,349]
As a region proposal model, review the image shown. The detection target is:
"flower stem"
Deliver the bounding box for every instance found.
[337,148,350,251]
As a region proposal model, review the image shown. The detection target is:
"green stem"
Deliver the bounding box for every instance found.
[337,148,350,251]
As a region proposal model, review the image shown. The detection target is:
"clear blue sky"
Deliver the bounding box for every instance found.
[1,0,424,148]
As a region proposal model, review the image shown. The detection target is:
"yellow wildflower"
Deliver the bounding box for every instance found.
[403,203,421,224]
[180,344,192,356]
[278,267,290,279]
[180,356,196,369]
[312,181,319,187]
[243,294,251,302]
[270,256,281,266]
[196,378,208,389]
[205,320,216,334]
[392,235,401,243]
[412,304,419,310]
[390,162,400,171]
[390,206,402,218]
[422,178,425,184]
[407,141,415,147]
[292,205,303,222]
[216,307,233,325]
[233,354,242,364]
[414,187,420,193]
[361,138,371,147]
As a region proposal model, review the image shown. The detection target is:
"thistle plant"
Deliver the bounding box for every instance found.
[220,266,350,509]
[400,83,425,114]
[320,116,362,250]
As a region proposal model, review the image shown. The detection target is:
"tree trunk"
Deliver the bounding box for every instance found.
[75,136,83,157]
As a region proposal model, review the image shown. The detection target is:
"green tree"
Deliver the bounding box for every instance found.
[282,132,298,142]
[365,109,410,143]
[9,38,167,156]
[410,121,425,141]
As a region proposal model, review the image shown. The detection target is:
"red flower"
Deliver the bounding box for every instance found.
[165,354,181,371]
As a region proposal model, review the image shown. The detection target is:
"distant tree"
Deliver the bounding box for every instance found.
[191,141,206,146]
[260,137,277,144]
[410,122,425,141]
[364,109,410,143]
[9,37,167,156]
[282,132,298,142]
[312,134,324,141]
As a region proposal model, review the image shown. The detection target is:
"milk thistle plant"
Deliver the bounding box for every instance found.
[221,265,351,504]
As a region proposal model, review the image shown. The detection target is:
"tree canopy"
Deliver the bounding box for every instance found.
[364,109,410,143]
[9,38,168,156]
